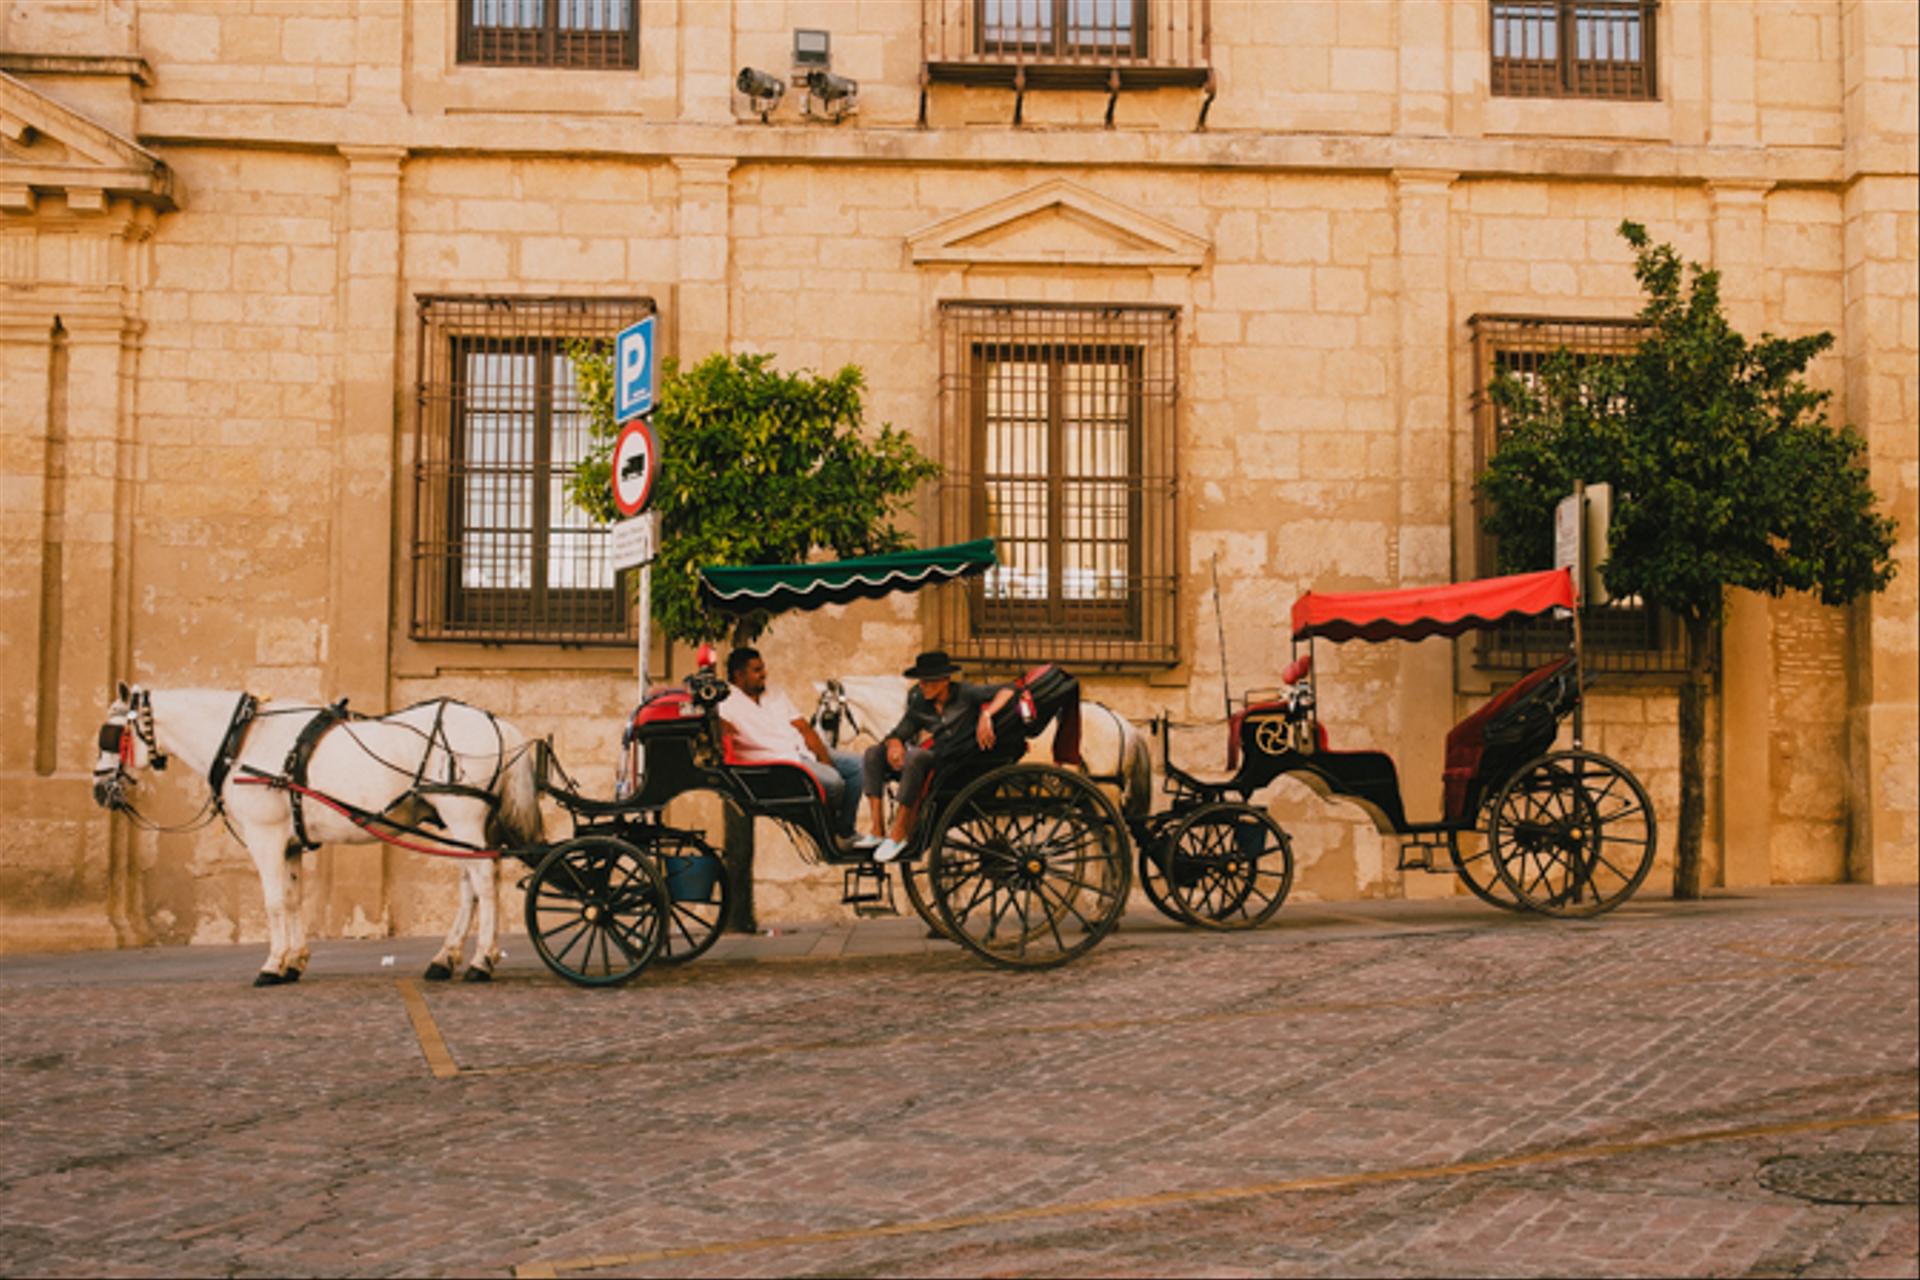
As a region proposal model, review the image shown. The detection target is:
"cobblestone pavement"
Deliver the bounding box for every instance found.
[2,886,1915,1278]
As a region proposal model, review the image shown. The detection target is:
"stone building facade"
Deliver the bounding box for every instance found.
[2,0,1914,952]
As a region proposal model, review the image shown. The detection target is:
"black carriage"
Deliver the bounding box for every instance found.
[515,540,1134,986]
[1135,567,1657,928]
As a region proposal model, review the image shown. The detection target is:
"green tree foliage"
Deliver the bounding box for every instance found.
[567,350,940,647]
[1480,221,1896,897]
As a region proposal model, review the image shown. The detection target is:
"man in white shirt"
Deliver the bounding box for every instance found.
[720,647,865,843]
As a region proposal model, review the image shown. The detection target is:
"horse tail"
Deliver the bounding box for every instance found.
[492,729,544,850]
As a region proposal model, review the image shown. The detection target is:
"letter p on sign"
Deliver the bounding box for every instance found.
[615,316,655,423]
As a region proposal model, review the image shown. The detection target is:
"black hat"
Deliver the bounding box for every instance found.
[903,650,962,679]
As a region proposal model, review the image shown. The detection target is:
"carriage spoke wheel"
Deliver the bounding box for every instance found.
[927,764,1131,970]
[899,855,959,944]
[524,836,669,987]
[1163,802,1295,930]
[1487,750,1657,919]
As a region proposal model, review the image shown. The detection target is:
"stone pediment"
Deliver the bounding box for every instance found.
[0,71,175,215]
[908,179,1208,270]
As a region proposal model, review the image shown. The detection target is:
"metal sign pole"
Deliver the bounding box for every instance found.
[637,559,651,704]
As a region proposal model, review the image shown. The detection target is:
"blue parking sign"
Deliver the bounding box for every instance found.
[615,316,655,423]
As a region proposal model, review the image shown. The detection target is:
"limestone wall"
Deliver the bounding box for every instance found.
[1,0,1912,953]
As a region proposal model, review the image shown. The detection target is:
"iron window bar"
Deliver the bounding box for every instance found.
[1489,0,1658,101]
[458,0,639,70]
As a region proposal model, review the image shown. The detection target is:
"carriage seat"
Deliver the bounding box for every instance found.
[721,741,829,812]
[1441,656,1573,822]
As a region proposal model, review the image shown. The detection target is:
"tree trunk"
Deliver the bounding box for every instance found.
[723,799,756,933]
[1673,613,1711,899]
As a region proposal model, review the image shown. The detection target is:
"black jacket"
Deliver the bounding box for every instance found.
[887,681,1000,746]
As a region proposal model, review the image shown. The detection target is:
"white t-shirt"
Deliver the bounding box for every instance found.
[721,685,812,763]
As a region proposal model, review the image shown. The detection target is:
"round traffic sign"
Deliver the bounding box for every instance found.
[611,419,656,518]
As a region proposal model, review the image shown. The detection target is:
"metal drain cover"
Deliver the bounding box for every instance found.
[1758,1153,1918,1205]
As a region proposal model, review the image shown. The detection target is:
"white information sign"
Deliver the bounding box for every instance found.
[608,512,657,572]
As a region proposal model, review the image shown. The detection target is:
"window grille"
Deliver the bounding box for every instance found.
[1470,314,1698,675]
[412,296,654,644]
[458,0,638,70]
[935,302,1179,671]
[979,0,1147,59]
[1490,0,1657,100]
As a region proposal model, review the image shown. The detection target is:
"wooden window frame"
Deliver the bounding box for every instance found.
[1489,0,1658,101]
[412,296,654,646]
[457,0,640,71]
[936,301,1180,672]
[975,0,1148,60]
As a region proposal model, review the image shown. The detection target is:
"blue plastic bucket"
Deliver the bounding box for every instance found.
[664,854,721,903]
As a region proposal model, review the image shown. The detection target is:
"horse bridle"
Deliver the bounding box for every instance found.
[813,679,863,749]
[93,687,169,809]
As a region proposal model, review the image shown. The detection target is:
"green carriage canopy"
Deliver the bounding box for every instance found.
[698,538,998,618]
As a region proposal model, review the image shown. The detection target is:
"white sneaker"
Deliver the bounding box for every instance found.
[872,838,906,864]
[849,833,883,850]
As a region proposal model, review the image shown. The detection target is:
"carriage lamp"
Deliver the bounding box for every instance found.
[735,67,786,121]
[804,69,858,121]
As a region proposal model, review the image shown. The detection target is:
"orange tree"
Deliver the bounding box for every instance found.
[1482,222,1896,898]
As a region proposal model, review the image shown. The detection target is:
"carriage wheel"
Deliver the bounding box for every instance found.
[523,836,669,987]
[926,764,1131,970]
[646,834,731,966]
[1449,834,1526,912]
[1487,750,1656,918]
[1162,802,1295,930]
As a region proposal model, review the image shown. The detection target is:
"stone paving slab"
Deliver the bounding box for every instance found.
[0,886,1913,1278]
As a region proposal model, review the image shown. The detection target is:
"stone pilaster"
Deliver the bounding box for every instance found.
[1392,168,1456,835]
[673,157,735,364]
[319,144,407,937]
[1706,179,1775,889]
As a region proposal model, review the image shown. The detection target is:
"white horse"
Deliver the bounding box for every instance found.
[91,684,542,986]
[811,674,1153,818]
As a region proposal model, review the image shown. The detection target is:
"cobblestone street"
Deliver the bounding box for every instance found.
[2,886,1915,1278]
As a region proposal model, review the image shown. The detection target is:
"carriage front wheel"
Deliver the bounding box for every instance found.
[925,763,1131,970]
[1486,750,1656,918]
[524,836,670,987]
[1161,802,1296,930]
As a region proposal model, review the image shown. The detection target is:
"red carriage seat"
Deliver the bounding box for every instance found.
[1441,656,1572,822]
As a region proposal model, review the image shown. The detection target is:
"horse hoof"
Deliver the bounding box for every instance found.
[252,971,283,987]
[282,967,303,984]
[460,966,493,984]
[423,962,453,982]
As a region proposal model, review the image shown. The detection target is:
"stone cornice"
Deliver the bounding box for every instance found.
[0,53,154,88]
[0,72,176,213]
[127,105,1899,190]
[908,178,1209,270]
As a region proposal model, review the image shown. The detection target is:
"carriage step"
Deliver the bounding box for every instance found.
[841,864,897,914]
[1396,836,1449,874]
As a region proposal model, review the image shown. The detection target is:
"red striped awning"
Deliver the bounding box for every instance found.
[1290,569,1576,643]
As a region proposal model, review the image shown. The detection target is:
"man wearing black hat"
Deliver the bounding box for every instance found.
[863,651,1015,863]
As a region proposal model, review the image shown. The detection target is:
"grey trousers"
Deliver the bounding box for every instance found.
[862,741,935,807]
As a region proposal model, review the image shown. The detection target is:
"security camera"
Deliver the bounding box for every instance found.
[735,67,786,122]
[806,69,857,104]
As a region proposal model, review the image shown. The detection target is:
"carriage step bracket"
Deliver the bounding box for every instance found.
[1397,833,1451,874]
[842,864,898,916]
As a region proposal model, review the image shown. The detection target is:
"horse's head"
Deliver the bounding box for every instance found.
[92,682,167,809]
[811,679,846,747]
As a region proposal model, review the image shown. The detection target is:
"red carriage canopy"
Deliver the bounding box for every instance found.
[1290,568,1576,643]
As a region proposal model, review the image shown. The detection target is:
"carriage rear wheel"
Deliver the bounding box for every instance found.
[926,764,1131,970]
[524,835,669,987]
[899,856,959,944]
[1136,814,1196,926]
[1487,750,1656,918]
[1161,802,1295,930]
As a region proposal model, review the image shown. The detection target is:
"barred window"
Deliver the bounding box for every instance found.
[978,0,1146,59]
[1470,314,1694,675]
[458,0,638,70]
[411,296,654,644]
[1490,0,1657,100]
[935,302,1179,670]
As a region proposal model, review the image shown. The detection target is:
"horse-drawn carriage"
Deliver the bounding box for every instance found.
[518,539,1134,985]
[1133,566,1656,929]
[93,544,1653,990]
